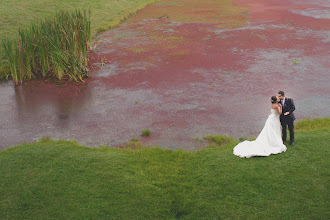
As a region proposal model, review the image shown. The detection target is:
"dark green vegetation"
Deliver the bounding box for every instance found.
[2,10,91,85]
[141,129,151,136]
[0,0,159,80]
[0,118,328,219]
[203,134,236,148]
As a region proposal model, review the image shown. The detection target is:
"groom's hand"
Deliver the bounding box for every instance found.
[284,112,290,116]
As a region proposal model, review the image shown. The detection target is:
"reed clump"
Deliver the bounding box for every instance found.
[2,10,92,85]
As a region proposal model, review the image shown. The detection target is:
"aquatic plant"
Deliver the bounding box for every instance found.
[2,9,92,85]
[141,129,151,136]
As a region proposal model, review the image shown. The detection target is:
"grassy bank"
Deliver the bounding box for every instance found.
[0,118,329,219]
[0,0,159,79]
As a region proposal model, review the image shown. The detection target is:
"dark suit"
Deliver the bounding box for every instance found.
[280,98,295,143]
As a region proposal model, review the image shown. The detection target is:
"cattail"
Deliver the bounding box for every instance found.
[2,9,92,85]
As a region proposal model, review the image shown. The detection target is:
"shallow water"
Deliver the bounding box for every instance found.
[1,0,329,150]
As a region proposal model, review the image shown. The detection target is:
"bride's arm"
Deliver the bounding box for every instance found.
[272,103,282,115]
[277,103,282,115]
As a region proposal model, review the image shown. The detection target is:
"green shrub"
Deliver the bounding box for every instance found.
[141,129,151,136]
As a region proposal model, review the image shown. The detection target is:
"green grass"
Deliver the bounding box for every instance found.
[0,0,160,79]
[203,134,236,148]
[155,2,183,6]
[0,118,329,219]
[141,129,151,136]
[296,117,330,130]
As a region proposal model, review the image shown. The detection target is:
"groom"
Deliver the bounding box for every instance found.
[278,91,296,146]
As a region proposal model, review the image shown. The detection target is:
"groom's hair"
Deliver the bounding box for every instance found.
[278,91,285,96]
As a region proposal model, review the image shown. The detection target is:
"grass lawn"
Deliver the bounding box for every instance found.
[0,118,329,219]
[0,0,159,78]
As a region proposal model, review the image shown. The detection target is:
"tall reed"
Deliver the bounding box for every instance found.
[2,9,92,85]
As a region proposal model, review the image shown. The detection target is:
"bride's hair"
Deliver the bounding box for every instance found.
[271,96,277,103]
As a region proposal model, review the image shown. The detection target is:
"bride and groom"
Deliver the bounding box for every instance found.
[233,91,296,158]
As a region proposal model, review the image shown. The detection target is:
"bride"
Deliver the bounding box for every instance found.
[233,96,287,158]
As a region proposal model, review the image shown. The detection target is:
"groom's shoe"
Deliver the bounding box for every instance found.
[290,142,295,146]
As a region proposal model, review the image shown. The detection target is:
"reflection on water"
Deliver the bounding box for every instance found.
[14,83,87,128]
[0,80,91,149]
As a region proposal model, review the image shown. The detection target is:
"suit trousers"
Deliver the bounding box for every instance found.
[281,117,294,143]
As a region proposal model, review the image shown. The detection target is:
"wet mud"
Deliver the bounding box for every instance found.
[1,0,329,150]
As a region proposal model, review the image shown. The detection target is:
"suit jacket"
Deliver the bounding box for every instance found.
[280,98,296,122]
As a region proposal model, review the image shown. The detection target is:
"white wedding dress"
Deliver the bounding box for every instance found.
[233,109,287,158]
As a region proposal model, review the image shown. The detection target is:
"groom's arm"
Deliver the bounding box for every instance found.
[284,98,295,116]
[288,98,295,114]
